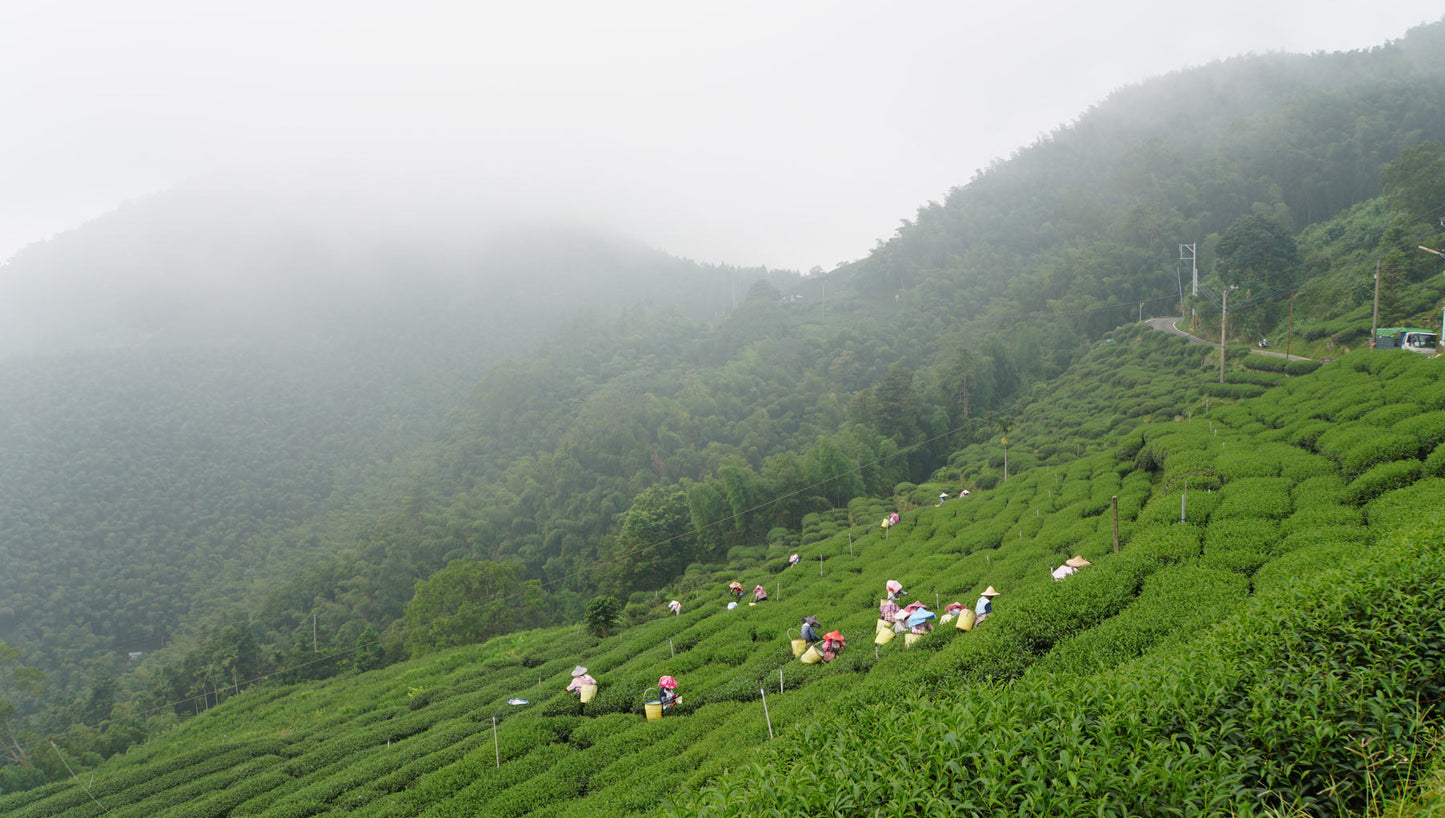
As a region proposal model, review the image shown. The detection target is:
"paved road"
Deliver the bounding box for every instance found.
[1145,316,1310,360]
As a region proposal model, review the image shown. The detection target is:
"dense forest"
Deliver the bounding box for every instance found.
[1,18,1444,801]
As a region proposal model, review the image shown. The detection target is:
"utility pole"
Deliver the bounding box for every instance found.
[1180,243,1198,330]
[1371,260,1381,349]
[1420,246,1445,336]
[1180,243,1198,296]
[1219,286,1236,383]
[1286,291,1295,360]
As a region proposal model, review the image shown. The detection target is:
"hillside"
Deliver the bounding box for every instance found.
[4,332,1443,816]
[3,18,1445,801]
[0,201,767,702]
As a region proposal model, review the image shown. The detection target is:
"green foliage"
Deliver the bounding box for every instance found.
[402,561,532,658]
[1343,459,1423,505]
[8,20,1445,812]
[584,596,622,638]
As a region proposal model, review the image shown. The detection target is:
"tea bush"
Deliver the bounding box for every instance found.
[1211,476,1292,520]
[1227,369,1286,388]
[1393,410,1445,455]
[1030,565,1248,676]
[1135,483,1219,526]
[1342,459,1422,505]
[1201,517,1279,575]
[1251,536,1367,597]
[672,525,1445,817]
[1363,477,1445,532]
[1426,440,1445,477]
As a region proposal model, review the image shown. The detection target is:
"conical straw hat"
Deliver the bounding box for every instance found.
[981,586,1000,597]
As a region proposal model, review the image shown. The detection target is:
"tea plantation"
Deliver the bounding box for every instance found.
[5,333,1444,816]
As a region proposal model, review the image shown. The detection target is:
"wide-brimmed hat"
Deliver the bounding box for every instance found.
[981,586,1000,597]
[729,581,744,591]
[571,666,589,677]
[1065,556,1093,568]
[885,580,903,594]
[658,675,678,689]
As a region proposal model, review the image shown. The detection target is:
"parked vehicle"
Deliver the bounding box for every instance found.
[1374,327,1439,355]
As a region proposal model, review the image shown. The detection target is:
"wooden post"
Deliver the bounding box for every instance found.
[493,716,500,768]
[779,668,784,695]
[1286,291,1295,359]
[1219,287,1230,383]
[1371,260,1381,349]
[1181,479,1188,524]
[1111,496,1120,554]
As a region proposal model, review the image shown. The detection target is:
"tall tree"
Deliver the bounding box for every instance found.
[401,561,528,658]
[1381,141,1445,224]
[1216,214,1301,296]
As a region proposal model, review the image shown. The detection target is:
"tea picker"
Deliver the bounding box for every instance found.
[658,675,681,711]
[565,666,598,703]
[975,586,1000,623]
[799,615,821,644]
[1050,555,1092,581]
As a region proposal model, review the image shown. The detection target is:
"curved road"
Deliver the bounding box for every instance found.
[1145,316,1310,361]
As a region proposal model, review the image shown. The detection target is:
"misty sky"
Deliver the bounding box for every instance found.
[2,1,1442,272]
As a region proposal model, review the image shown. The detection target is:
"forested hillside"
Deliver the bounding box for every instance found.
[2,19,1445,800]
[5,334,1444,816]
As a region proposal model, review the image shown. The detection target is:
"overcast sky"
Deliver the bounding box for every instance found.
[2,2,1441,273]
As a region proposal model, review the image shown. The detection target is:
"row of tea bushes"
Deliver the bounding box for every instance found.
[669,521,1445,817]
[10,340,1445,816]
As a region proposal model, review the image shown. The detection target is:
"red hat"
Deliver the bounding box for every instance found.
[658,675,678,689]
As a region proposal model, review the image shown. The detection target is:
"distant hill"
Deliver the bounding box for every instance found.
[0,181,756,356]
[0,184,770,698]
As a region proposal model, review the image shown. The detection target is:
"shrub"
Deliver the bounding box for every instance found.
[1260,531,1369,595]
[1394,410,1445,457]
[1200,382,1267,399]
[1226,370,1286,388]
[1032,566,1248,676]
[1342,459,1422,505]
[1339,433,1417,480]
[585,596,622,637]
[1426,441,1445,477]
[1210,477,1292,520]
[1201,518,1279,575]
[1363,477,1445,531]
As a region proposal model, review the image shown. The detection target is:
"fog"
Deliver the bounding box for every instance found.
[2,1,1441,272]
